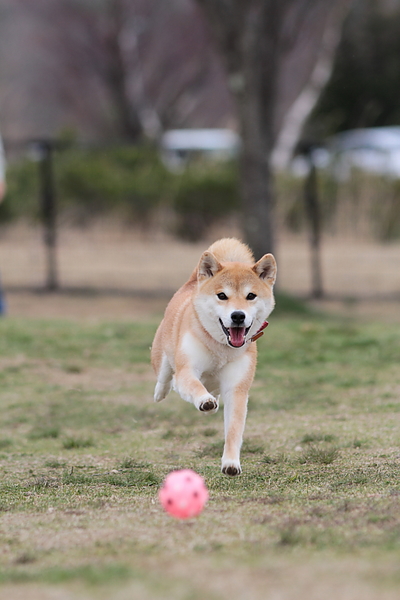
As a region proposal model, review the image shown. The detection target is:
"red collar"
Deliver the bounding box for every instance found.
[249,321,268,343]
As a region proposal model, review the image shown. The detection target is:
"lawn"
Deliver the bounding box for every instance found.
[0,296,400,599]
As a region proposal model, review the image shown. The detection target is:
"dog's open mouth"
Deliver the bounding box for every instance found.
[219,319,251,348]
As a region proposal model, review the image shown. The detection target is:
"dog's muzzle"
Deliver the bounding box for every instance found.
[219,319,251,348]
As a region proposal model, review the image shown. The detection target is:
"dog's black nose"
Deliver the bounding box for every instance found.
[231,311,246,326]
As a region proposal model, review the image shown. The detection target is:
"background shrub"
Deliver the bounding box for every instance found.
[3,141,400,242]
[0,158,39,223]
[0,143,241,240]
[173,162,240,241]
[57,144,173,227]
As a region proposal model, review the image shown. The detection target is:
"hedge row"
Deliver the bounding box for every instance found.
[0,144,240,241]
[2,143,400,241]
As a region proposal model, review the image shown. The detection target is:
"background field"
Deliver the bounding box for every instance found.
[0,232,400,598]
[1,224,400,310]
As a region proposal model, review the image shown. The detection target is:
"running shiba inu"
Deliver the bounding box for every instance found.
[151,238,277,476]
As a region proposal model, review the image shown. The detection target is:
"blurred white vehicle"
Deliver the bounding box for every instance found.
[291,127,400,179]
[328,127,400,179]
[160,128,240,170]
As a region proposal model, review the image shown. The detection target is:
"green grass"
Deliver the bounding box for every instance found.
[0,305,400,599]
[62,437,94,450]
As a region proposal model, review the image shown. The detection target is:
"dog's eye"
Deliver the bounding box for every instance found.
[246,293,257,300]
[217,292,228,300]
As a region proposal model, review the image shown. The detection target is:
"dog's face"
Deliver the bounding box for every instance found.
[193,251,277,348]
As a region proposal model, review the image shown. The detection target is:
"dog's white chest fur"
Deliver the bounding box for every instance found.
[180,331,244,376]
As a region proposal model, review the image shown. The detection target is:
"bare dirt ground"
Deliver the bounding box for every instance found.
[0,224,399,321]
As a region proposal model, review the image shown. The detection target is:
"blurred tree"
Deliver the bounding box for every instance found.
[17,0,144,141]
[305,0,400,138]
[15,0,229,140]
[195,0,352,257]
[102,0,144,141]
[138,1,231,131]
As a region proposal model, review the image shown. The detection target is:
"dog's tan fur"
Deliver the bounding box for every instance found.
[151,238,277,475]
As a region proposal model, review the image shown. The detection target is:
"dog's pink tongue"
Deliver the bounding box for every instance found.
[229,327,246,347]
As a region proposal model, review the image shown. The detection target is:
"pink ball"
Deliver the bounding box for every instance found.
[159,469,209,519]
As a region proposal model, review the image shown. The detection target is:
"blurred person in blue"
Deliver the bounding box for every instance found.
[0,133,6,315]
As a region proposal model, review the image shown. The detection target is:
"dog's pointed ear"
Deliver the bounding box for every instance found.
[197,251,223,280]
[253,254,277,285]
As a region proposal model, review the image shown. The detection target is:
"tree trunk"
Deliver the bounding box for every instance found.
[304,157,323,298]
[239,143,275,259]
[237,84,275,257]
[105,0,143,142]
[232,2,282,258]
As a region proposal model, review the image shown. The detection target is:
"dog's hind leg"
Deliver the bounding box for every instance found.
[154,353,173,402]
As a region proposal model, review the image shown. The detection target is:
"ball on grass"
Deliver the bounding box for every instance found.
[159,469,209,519]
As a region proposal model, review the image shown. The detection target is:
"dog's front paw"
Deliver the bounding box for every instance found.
[197,394,219,414]
[221,460,242,477]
